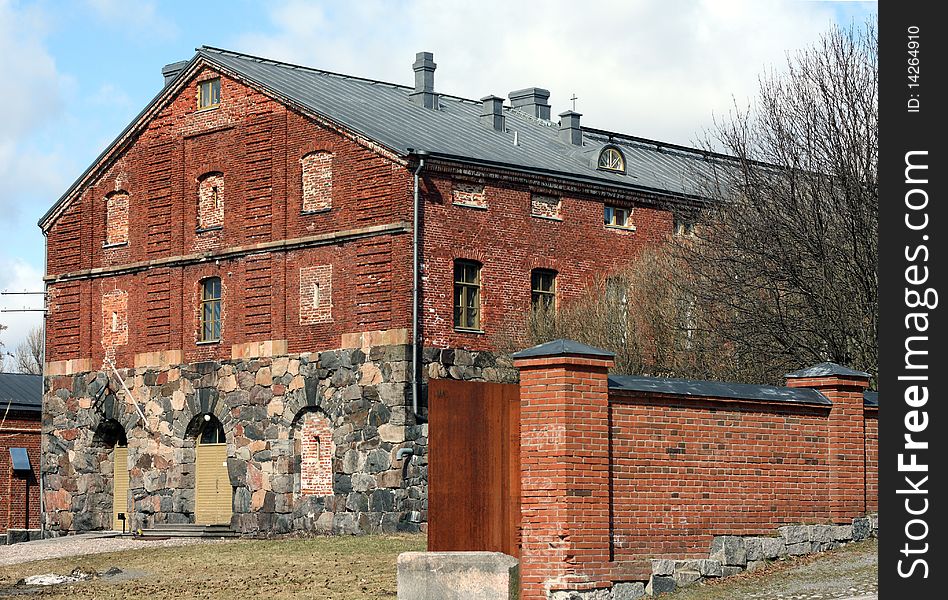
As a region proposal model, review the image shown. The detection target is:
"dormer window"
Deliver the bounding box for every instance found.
[198,78,221,110]
[597,147,625,173]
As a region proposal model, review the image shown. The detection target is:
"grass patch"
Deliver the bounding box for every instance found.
[0,534,426,599]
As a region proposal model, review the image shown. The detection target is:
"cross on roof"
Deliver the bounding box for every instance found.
[570,94,578,111]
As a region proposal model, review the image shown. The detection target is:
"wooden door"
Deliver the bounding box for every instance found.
[112,446,129,531]
[428,379,521,558]
[194,443,231,525]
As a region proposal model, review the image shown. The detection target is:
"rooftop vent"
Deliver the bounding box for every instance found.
[480,96,505,131]
[409,52,438,109]
[509,87,551,120]
[161,61,189,88]
[559,111,582,145]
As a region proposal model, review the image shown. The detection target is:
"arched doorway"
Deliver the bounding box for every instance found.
[189,414,231,525]
[93,419,129,531]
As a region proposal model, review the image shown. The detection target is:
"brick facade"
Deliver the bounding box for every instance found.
[0,411,42,534]
[301,151,333,212]
[39,60,679,536]
[104,191,129,246]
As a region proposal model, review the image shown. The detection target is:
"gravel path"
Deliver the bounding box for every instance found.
[0,534,224,567]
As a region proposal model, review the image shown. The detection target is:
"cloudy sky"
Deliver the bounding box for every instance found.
[0,0,876,364]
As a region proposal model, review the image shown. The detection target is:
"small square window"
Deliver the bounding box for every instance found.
[604,205,633,229]
[198,78,221,109]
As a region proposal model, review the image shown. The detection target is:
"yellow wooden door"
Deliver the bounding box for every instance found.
[112,446,129,531]
[195,443,232,525]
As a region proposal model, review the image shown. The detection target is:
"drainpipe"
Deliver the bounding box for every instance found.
[411,151,428,421]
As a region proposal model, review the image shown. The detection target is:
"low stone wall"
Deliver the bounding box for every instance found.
[646,514,879,596]
[397,552,519,600]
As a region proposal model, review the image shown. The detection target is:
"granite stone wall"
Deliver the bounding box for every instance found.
[41,343,517,536]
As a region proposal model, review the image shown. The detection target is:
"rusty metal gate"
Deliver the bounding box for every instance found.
[427,379,521,558]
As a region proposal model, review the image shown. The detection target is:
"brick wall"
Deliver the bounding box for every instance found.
[0,411,42,533]
[104,191,129,246]
[43,67,415,367]
[865,409,878,513]
[513,348,878,599]
[422,176,673,351]
[299,411,335,496]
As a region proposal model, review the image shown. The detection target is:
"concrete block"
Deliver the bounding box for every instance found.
[397,552,518,600]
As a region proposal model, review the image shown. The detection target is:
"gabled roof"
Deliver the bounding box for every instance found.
[41,46,730,230]
[785,363,870,379]
[512,339,616,360]
[0,373,42,413]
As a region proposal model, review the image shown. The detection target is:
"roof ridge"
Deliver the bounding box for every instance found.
[198,46,482,106]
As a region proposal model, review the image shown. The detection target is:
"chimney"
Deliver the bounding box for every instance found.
[508,87,551,120]
[558,110,582,145]
[409,52,438,109]
[480,96,505,131]
[161,61,188,88]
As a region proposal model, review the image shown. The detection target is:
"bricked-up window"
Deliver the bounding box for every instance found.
[299,265,332,324]
[199,277,222,343]
[452,183,487,209]
[198,78,221,110]
[454,260,481,330]
[604,205,635,229]
[104,191,129,246]
[298,411,335,496]
[597,146,625,172]
[531,269,557,312]
[197,172,224,230]
[531,194,562,220]
[301,151,333,212]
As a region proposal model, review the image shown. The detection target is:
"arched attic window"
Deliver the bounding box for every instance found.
[597,146,625,173]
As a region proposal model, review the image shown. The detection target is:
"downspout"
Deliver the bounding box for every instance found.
[411,151,428,421]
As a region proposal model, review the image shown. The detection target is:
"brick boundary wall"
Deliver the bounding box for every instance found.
[513,343,878,600]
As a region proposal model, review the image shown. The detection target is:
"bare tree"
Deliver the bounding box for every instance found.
[495,24,877,386]
[14,326,44,375]
[0,322,7,372]
[684,22,878,383]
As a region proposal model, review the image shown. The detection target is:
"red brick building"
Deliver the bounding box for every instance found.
[0,373,42,542]
[39,48,717,535]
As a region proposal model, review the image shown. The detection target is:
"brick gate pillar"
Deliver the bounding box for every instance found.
[785,363,871,523]
[512,340,615,600]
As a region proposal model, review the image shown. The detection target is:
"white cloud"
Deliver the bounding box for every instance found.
[234,0,863,145]
[0,257,44,367]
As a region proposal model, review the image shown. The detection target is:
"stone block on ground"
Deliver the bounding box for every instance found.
[760,537,787,559]
[673,570,702,587]
[786,542,810,556]
[710,536,747,566]
[397,552,518,600]
[779,525,808,545]
[697,559,723,577]
[650,559,675,576]
[852,517,870,541]
[645,575,676,596]
[611,581,645,600]
[831,525,853,542]
[721,566,743,577]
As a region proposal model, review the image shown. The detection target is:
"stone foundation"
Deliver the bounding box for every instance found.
[41,343,516,536]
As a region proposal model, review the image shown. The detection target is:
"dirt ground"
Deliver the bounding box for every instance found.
[0,534,426,600]
[664,539,878,600]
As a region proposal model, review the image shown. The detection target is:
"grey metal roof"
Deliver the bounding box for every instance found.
[785,363,870,379]
[42,46,733,230]
[511,339,616,360]
[608,374,831,406]
[0,373,42,413]
[864,391,878,407]
[199,47,725,200]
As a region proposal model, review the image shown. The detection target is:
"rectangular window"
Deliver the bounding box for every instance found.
[604,205,634,229]
[454,261,481,330]
[200,277,222,342]
[531,269,556,311]
[198,78,221,109]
